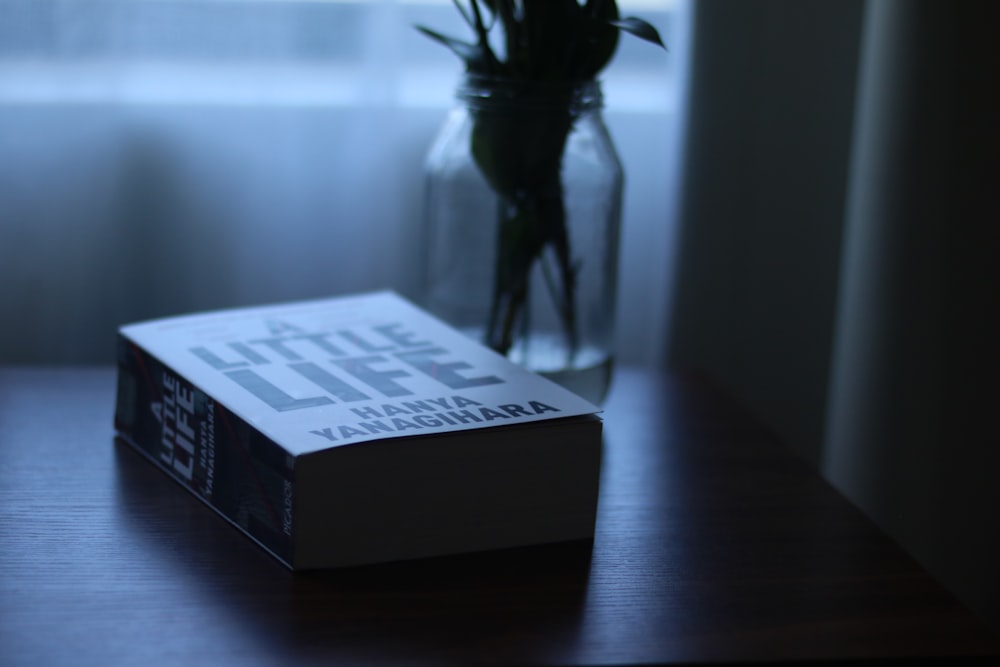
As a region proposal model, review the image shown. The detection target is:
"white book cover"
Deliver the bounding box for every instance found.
[120,291,601,457]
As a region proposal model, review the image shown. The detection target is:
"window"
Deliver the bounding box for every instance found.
[1,1,680,107]
[0,1,690,365]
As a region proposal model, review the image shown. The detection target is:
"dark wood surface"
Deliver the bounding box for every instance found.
[1,366,996,666]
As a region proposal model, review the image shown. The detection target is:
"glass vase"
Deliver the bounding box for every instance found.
[421,76,623,404]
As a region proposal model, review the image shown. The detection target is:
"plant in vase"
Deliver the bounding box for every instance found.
[418,1,665,402]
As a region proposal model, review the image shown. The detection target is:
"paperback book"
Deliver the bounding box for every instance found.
[114,291,603,569]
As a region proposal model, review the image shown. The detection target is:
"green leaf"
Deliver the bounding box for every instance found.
[573,0,619,80]
[609,17,668,50]
[414,25,490,70]
[520,0,580,79]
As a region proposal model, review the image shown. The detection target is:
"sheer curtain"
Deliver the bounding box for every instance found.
[823,0,1000,634]
[668,0,999,632]
[0,0,691,364]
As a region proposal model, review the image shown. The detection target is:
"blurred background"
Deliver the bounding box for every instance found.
[0,0,687,366]
[2,0,997,640]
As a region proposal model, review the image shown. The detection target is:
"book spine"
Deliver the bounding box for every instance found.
[114,334,295,568]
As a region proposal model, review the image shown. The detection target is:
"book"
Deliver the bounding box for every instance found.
[113,291,602,570]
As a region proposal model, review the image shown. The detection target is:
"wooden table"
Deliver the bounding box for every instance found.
[1,366,996,666]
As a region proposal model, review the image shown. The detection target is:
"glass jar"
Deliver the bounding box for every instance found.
[421,76,623,404]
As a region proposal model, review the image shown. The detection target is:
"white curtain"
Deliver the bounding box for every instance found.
[823,0,1000,633]
[0,0,691,364]
[668,0,999,632]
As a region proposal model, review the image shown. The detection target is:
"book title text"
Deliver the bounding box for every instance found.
[189,319,505,413]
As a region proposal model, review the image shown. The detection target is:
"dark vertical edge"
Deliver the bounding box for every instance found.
[114,332,296,568]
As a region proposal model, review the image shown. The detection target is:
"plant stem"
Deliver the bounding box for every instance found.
[485,182,579,363]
